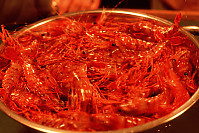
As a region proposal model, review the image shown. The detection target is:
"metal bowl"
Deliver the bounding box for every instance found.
[1,9,199,133]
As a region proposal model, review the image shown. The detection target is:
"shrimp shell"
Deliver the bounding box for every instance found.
[2,62,22,92]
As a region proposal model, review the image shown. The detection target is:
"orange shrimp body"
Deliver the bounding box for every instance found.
[0,13,199,131]
[2,62,22,93]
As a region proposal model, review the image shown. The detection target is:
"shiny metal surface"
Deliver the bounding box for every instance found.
[183,25,199,36]
[0,9,199,133]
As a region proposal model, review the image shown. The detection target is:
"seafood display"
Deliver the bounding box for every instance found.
[0,12,199,131]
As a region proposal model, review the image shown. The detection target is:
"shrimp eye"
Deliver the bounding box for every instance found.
[184,72,188,75]
[112,43,116,46]
[117,108,123,112]
[147,66,151,72]
[43,99,46,102]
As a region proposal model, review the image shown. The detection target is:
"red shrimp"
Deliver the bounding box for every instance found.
[124,116,154,128]
[15,33,62,103]
[0,25,16,45]
[113,33,154,52]
[0,56,10,70]
[1,26,39,61]
[95,9,108,25]
[161,61,190,109]
[49,61,102,112]
[2,62,22,93]
[8,88,42,110]
[52,18,85,36]
[20,40,39,59]
[90,113,154,130]
[17,32,34,45]
[8,87,64,112]
[39,69,63,95]
[114,59,189,116]
[172,46,192,77]
[137,41,167,60]
[95,0,126,25]
[170,46,198,93]
[184,71,198,93]
[189,41,199,71]
[22,60,62,109]
[1,46,21,61]
[29,18,85,40]
[71,64,101,111]
[86,23,155,52]
[130,13,181,42]
[0,25,21,60]
[22,60,50,96]
[116,87,173,116]
[28,110,92,131]
[89,114,125,131]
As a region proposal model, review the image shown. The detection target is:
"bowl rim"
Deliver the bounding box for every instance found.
[1,9,199,133]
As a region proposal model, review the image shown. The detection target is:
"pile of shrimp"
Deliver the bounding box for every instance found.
[0,12,199,131]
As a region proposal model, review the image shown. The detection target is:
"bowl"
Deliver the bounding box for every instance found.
[0,9,199,133]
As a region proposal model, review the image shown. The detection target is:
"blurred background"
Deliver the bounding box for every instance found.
[1,0,199,29]
[1,0,199,133]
